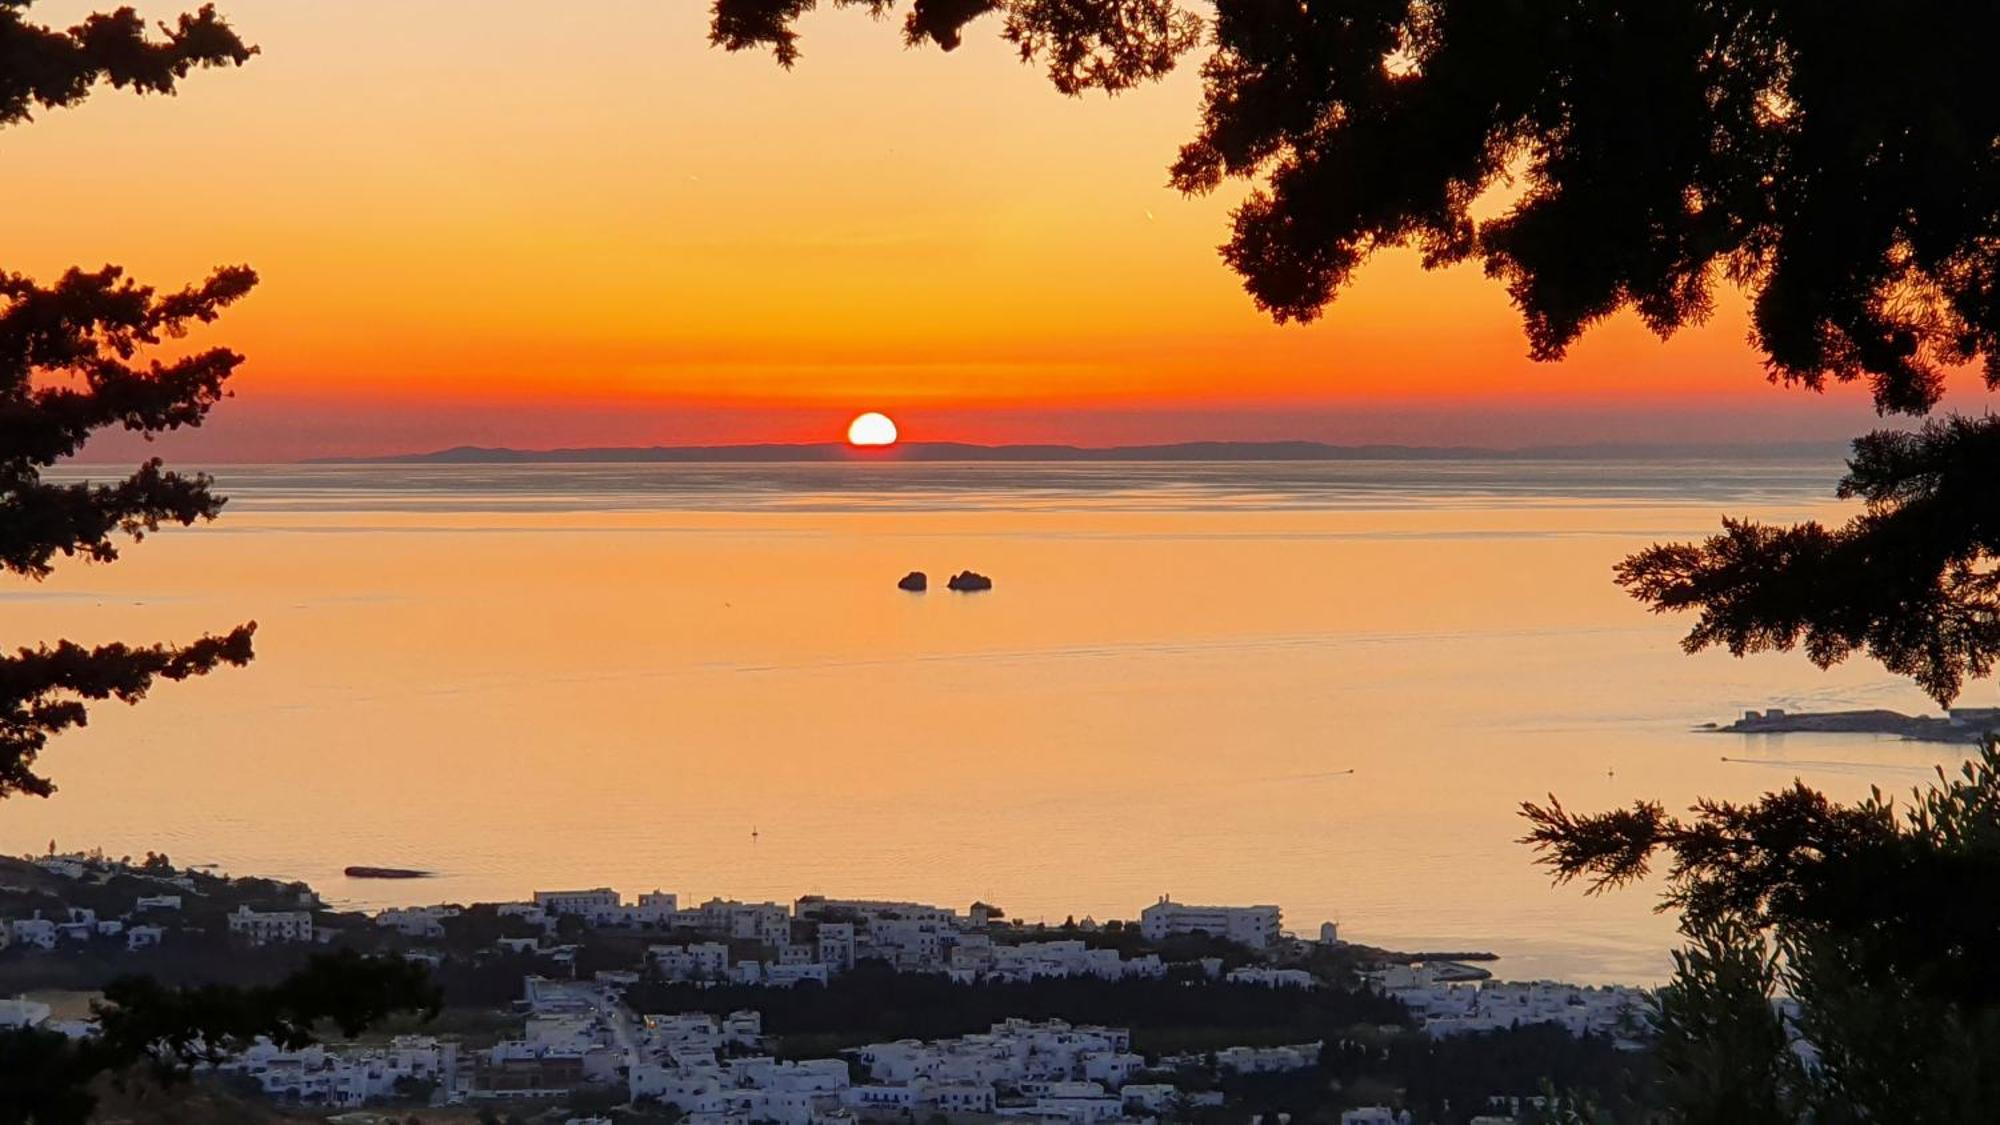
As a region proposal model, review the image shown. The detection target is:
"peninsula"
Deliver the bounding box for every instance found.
[1710,706,2000,744]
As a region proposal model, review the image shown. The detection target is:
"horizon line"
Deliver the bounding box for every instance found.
[295,436,1856,466]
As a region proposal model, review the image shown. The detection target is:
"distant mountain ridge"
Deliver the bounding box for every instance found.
[310,439,1850,465]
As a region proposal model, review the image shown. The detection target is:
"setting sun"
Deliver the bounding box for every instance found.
[847,411,899,447]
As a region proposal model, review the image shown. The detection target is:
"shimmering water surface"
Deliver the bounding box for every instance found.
[3,459,1970,983]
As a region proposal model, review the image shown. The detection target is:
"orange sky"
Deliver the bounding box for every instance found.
[6,1,1968,457]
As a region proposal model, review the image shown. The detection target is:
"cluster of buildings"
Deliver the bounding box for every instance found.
[456,890,1293,988]
[0,857,1665,1123]
[533,889,790,945]
[0,853,326,956]
[185,970,1326,1119]
[219,1035,460,1107]
[628,1006,1265,1125]
[4,860,1311,989]
[947,937,1165,984]
[4,900,316,953]
[1369,966,1648,1042]
[5,904,164,953]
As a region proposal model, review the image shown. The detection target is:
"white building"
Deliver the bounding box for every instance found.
[763,962,830,987]
[650,941,732,982]
[1121,1084,1179,1113]
[635,891,680,925]
[534,889,623,922]
[0,998,51,1030]
[932,1084,996,1113]
[697,898,790,947]
[229,906,314,945]
[495,902,553,929]
[377,905,460,939]
[12,916,58,951]
[868,917,948,968]
[630,1065,726,1112]
[816,922,856,970]
[1375,974,1650,1041]
[1138,897,1282,948]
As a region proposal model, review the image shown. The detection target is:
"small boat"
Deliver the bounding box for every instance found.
[344,865,431,879]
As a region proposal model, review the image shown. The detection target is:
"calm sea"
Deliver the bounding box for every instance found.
[3,460,1970,983]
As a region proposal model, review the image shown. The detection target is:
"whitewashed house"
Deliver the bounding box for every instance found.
[229,905,314,945]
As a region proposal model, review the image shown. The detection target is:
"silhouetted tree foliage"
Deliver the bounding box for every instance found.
[0,0,252,122]
[1522,741,2000,1122]
[1,0,261,800]
[1,8,436,1122]
[710,0,1198,92]
[1621,415,2000,705]
[712,1,2000,416]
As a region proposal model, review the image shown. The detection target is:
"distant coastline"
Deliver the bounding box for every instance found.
[308,439,1851,465]
[1710,707,1995,744]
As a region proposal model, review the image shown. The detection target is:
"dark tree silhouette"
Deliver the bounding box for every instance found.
[712,1,2000,416]
[1,950,443,1125]
[1,8,435,1120]
[1620,416,2000,705]
[1522,744,2000,1122]
[1,1,259,799]
[0,0,252,121]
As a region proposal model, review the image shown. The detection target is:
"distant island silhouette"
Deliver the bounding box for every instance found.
[310,440,1848,465]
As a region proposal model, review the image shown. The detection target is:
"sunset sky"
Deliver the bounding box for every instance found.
[8,1,1962,458]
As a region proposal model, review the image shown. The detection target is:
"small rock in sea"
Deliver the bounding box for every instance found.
[947,570,993,592]
[898,571,928,592]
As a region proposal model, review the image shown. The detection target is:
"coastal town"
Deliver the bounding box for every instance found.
[0,852,1652,1124]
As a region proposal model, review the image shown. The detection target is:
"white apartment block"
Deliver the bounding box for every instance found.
[696,898,790,946]
[815,922,856,969]
[634,891,680,925]
[376,905,460,939]
[1138,897,1282,948]
[867,917,948,968]
[228,906,314,945]
[534,889,622,921]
